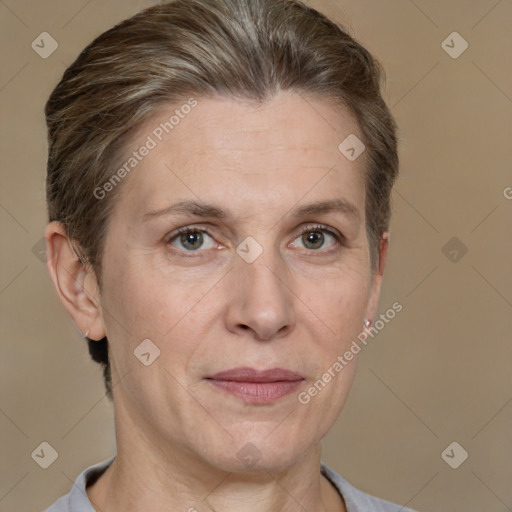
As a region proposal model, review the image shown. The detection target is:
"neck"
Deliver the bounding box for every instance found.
[87,438,345,511]
[87,447,345,512]
[86,393,345,512]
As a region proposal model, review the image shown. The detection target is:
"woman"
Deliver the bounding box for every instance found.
[43,0,413,510]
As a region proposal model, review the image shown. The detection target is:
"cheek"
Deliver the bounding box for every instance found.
[308,262,370,315]
[97,260,165,373]
[298,277,367,417]
[101,249,171,327]
[307,269,371,355]
[99,258,211,371]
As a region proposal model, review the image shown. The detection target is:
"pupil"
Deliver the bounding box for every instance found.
[182,231,203,250]
[303,231,323,249]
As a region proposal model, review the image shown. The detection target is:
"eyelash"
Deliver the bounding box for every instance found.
[165,223,346,255]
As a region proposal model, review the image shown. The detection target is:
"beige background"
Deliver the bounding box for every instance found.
[1,0,511,511]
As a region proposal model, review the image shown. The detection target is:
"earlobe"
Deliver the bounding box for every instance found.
[44,221,106,341]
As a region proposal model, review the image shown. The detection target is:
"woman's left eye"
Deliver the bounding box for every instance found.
[289,225,342,251]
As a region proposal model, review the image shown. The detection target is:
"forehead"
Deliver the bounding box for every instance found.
[113,91,367,219]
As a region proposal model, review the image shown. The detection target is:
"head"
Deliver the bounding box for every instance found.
[45,0,398,472]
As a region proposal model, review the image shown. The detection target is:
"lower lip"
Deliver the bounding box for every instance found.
[207,379,304,404]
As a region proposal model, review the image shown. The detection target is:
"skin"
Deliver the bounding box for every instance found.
[46,90,388,512]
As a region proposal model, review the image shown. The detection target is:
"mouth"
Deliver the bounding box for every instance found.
[205,367,305,405]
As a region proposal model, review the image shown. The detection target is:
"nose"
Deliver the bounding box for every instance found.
[224,249,295,341]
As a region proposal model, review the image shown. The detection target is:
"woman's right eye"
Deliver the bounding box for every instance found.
[167,228,218,252]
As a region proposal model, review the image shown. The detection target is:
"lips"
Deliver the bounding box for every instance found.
[206,367,304,404]
[208,367,304,382]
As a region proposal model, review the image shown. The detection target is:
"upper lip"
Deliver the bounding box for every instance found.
[207,367,304,382]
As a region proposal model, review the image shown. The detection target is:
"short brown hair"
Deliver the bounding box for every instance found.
[45,0,399,399]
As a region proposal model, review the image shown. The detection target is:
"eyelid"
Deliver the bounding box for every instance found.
[293,222,344,240]
[165,225,219,250]
[290,223,346,250]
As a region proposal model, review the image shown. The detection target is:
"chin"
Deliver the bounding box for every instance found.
[199,430,317,474]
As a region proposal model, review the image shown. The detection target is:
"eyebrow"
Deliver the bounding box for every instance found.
[141,198,360,223]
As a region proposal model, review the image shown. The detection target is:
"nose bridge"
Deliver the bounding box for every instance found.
[228,240,294,340]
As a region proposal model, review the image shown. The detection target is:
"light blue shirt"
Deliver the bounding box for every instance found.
[45,456,417,512]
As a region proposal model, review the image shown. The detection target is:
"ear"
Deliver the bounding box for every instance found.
[364,232,390,323]
[44,221,106,341]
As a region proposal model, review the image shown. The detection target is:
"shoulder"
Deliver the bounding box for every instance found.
[321,463,418,512]
[44,456,115,512]
[44,492,74,512]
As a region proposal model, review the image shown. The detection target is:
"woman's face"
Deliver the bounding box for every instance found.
[97,91,385,472]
